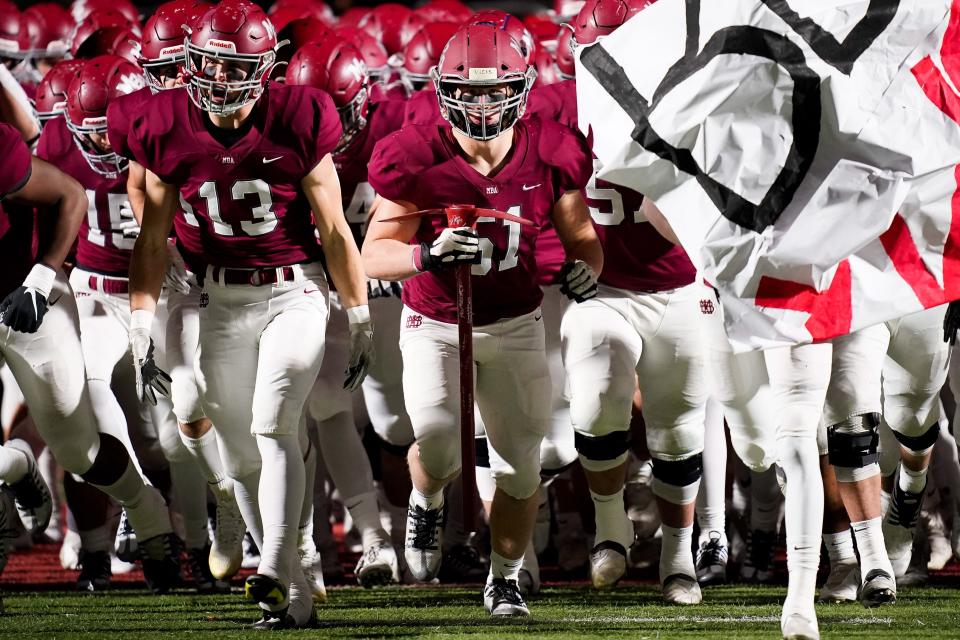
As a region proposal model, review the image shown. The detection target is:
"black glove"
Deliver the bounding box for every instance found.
[559,260,599,303]
[0,286,48,333]
[0,264,56,333]
[418,227,481,272]
[944,300,960,345]
[368,278,403,300]
[130,311,172,406]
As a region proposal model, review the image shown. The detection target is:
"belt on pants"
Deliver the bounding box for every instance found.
[88,274,129,294]
[205,265,298,287]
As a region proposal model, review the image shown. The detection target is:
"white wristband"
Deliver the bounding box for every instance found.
[346,304,371,325]
[130,309,155,333]
[24,263,56,298]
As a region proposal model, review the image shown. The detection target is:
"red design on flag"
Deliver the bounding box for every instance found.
[912,0,960,125]
[755,260,852,341]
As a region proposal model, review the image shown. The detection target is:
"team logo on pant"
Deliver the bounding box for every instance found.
[199,292,209,308]
[700,299,715,315]
[405,314,423,329]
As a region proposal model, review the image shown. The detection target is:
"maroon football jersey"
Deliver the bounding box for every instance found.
[107,85,153,162]
[402,89,442,127]
[334,98,406,247]
[37,117,132,275]
[369,117,593,326]
[0,123,36,298]
[531,79,695,292]
[129,83,342,270]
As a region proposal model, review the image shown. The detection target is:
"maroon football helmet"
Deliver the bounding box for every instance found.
[286,36,369,152]
[524,15,562,53]
[140,0,211,91]
[17,3,74,77]
[400,22,458,95]
[0,0,21,66]
[433,24,536,141]
[335,27,390,86]
[274,16,333,74]
[73,26,139,64]
[184,2,279,115]
[338,7,370,29]
[533,48,562,86]
[358,4,423,57]
[571,0,653,46]
[66,55,145,176]
[555,26,575,79]
[34,58,85,124]
[415,0,473,24]
[71,10,141,58]
[468,10,535,64]
[70,0,140,28]
[268,0,334,26]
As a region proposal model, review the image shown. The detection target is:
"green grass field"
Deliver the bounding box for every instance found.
[2,584,959,639]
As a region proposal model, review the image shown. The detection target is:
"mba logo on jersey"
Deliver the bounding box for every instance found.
[579,0,960,348]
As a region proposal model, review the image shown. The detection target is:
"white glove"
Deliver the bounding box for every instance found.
[117,200,141,240]
[559,260,599,303]
[344,304,374,391]
[163,239,192,295]
[416,227,480,272]
[130,309,172,405]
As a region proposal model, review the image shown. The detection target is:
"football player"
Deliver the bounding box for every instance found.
[0,121,182,595]
[107,0,248,587]
[127,2,370,629]
[364,24,601,616]
[286,35,405,588]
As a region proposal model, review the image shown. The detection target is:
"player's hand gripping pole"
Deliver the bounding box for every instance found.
[383,205,534,531]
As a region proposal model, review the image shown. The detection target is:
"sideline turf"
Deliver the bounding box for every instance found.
[1,585,957,639]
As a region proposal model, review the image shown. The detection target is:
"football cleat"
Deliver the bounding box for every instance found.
[355,540,399,587]
[245,573,287,608]
[818,560,859,603]
[60,528,82,571]
[740,529,777,583]
[250,606,317,631]
[695,531,728,586]
[186,544,230,594]
[76,549,112,592]
[138,532,183,595]
[5,446,52,536]
[438,544,487,583]
[589,541,627,588]
[298,534,328,603]
[209,495,245,580]
[483,578,530,617]
[781,611,820,640]
[883,480,924,577]
[661,573,702,605]
[404,501,444,582]
[926,510,953,571]
[114,509,138,563]
[858,568,896,607]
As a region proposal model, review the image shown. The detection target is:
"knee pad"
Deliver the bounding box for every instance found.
[80,433,131,486]
[826,413,880,469]
[415,433,461,482]
[539,434,577,477]
[651,453,702,505]
[892,420,940,455]
[575,429,630,473]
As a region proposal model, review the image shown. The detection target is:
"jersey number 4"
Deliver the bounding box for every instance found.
[180,179,278,237]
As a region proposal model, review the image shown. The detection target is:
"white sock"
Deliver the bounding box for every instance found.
[851,517,894,578]
[233,469,263,550]
[822,529,856,565]
[899,465,927,495]
[659,524,695,581]
[90,460,171,540]
[178,428,231,501]
[779,435,822,619]
[697,398,728,545]
[168,458,210,550]
[489,550,523,582]
[344,490,387,549]
[412,487,444,511]
[255,433,305,602]
[0,439,31,483]
[591,488,633,549]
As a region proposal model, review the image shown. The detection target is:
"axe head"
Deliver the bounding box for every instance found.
[444,204,479,228]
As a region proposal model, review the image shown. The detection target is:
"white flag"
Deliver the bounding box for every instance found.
[578,0,960,349]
